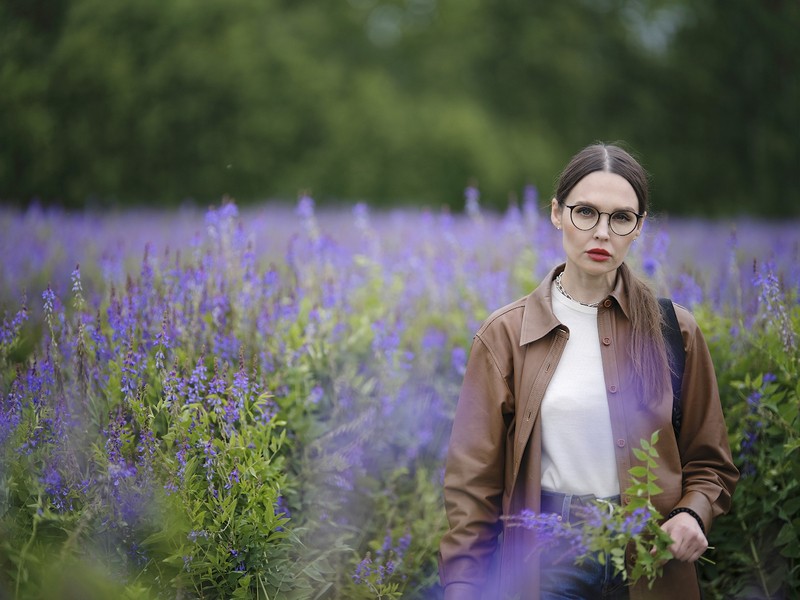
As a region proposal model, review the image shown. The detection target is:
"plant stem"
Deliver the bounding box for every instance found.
[15,499,41,600]
[740,516,771,599]
[58,503,95,560]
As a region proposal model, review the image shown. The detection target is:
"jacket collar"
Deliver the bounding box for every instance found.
[519,263,632,346]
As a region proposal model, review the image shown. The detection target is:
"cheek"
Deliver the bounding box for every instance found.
[562,230,586,254]
[616,238,636,256]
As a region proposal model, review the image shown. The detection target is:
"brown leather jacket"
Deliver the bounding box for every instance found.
[439,265,738,600]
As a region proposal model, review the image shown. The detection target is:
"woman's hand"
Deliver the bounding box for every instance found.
[657,512,708,562]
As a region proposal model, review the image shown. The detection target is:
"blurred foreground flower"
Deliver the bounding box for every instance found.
[504,432,675,588]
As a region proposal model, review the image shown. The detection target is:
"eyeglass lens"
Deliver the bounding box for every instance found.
[569,205,638,235]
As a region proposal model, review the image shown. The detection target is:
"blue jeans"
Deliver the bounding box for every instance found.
[538,491,629,600]
[539,541,629,600]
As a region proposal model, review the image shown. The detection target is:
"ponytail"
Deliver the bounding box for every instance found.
[618,263,672,407]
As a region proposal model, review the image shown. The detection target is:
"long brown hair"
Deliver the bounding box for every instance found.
[554,143,671,407]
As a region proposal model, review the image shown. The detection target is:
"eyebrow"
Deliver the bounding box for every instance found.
[574,201,639,213]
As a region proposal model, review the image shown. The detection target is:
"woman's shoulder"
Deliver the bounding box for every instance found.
[475,295,529,340]
[669,300,706,347]
[671,301,700,328]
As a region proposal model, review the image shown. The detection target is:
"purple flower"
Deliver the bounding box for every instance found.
[0,297,28,347]
[225,467,240,490]
[372,319,401,362]
[739,425,760,478]
[70,264,83,294]
[296,194,315,220]
[41,462,72,512]
[464,185,481,218]
[421,328,447,354]
[220,202,239,221]
[128,542,148,568]
[352,554,372,584]
[271,495,291,532]
[188,356,208,404]
[753,261,796,353]
[188,529,209,543]
[504,509,586,555]
[120,345,139,398]
[154,312,171,371]
[308,385,324,405]
[451,346,467,376]
[42,286,57,316]
[353,202,370,230]
[673,273,704,308]
[619,507,651,537]
[642,257,659,278]
[137,425,157,480]
[523,184,539,223]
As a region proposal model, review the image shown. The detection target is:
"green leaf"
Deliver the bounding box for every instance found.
[650,430,660,446]
[775,522,799,547]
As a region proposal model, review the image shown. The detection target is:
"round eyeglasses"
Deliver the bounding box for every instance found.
[564,204,643,236]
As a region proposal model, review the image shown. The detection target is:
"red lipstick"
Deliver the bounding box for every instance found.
[586,248,611,261]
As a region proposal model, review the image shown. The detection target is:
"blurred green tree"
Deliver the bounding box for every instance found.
[0,0,797,215]
[640,0,800,216]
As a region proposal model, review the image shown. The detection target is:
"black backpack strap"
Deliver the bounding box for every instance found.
[658,298,686,440]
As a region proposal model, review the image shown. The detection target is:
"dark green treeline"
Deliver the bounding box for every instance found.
[1,0,798,215]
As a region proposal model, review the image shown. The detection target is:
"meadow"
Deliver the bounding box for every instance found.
[1,196,798,599]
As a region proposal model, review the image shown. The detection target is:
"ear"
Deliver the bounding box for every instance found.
[634,211,647,237]
[550,198,562,229]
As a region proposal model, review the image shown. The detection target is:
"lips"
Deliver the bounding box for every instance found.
[586,248,612,261]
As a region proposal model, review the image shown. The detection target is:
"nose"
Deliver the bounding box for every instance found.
[594,213,611,239]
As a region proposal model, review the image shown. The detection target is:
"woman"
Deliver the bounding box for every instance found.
[439,143,738,600]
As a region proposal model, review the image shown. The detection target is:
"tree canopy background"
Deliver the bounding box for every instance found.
[1,0,798,216]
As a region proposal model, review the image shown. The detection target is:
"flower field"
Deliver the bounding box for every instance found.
[1,197,798,599]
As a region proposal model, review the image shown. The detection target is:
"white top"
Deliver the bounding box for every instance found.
[540,281,620,497]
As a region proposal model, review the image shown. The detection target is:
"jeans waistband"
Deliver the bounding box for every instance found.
[540,490,621,523]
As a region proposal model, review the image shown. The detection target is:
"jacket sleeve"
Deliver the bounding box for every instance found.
[673,306,739,532]
[439,334,512,599]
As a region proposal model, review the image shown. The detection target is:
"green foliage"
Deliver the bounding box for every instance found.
[338,467,447,600]
[698,300,800,599]
[605,431,675,586]
[1,1,798,214]
[504,432,676,589]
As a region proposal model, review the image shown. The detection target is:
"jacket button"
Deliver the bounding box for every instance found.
[617,439,626,448]
[603,299,612,308]
[609,385,617,393]
[602,337,611,345]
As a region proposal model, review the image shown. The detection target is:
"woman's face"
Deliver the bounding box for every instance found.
[550,171,645,281]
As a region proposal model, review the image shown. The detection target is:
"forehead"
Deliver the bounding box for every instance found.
[567,171,639,212]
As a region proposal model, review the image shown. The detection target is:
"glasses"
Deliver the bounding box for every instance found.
[564,204,643,236]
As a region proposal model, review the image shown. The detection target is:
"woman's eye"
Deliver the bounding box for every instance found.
[612,212,633,222]
[576,206,595,217]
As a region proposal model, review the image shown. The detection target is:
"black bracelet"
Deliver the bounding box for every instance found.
[667,507,706,535]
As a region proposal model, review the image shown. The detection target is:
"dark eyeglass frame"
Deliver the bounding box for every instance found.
[563,204,644,236]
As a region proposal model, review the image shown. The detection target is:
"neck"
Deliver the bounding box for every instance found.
[559,269,616,306]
